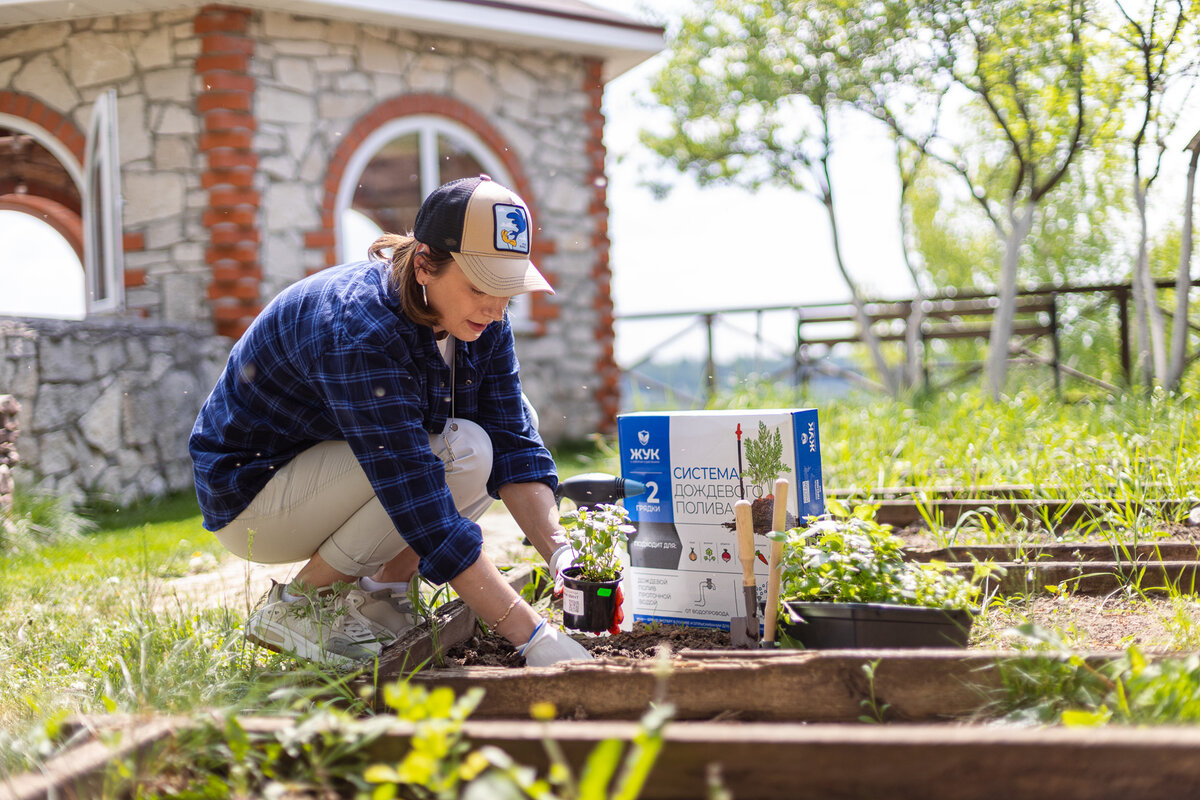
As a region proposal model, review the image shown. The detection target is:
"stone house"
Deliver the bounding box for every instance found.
[0,1,661,505]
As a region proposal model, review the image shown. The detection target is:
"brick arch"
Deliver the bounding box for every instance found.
[307,94,558,331]
[0,194,84,264]
[0,91,87,168]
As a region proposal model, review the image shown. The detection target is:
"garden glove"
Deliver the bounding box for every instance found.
[518,620,592,666]
[548,544,575,597]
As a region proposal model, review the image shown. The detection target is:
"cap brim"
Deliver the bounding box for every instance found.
[451,252,555,296]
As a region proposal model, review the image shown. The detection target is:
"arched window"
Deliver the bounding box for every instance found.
[0,90,121,319]
[0,208,84,319]
[335,115,533,331]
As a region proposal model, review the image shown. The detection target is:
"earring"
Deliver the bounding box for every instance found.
[421,284,428,306]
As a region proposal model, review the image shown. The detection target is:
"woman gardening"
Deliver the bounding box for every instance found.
[189,175,589,668]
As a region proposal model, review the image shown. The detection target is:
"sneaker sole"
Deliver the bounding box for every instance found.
[245,618,370,669]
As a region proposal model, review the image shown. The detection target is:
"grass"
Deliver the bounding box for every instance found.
[2,388,1200,776]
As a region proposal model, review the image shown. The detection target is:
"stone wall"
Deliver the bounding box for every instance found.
[1,7,613,445]
[1,10,213,320]
[0,317,228,506]
[0,394,17,514]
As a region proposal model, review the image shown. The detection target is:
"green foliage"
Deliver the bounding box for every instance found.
[559,503,633,583]
[996,626,1200,726]
[367,657,674,800]
[642,0,858,196]
[773,499,986,609]
[0,481,94,552]
[741,420,791,493]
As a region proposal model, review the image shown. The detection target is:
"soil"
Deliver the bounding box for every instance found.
[443,622,732,667]
[436,590,1199,668]
[720,495,798,536]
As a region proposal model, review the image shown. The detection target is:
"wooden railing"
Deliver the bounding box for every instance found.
[615,278,1200,405]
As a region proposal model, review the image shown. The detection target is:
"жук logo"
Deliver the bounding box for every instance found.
[629,430,659,462]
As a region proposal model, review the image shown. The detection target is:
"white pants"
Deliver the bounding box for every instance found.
[213,418,494,577]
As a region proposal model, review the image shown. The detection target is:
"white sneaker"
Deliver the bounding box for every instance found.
[354,579,418,642]
[245,582,389,668]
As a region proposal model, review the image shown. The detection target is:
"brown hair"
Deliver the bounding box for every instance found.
[367,233,454,328]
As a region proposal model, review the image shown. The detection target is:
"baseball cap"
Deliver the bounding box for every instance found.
[413,175,554,296]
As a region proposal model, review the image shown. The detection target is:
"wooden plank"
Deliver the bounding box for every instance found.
[410,649,1005,722]
[0,716,184,800]
[871,496,1193,530]
[977,560,1200,596]
[909,542,1200,563]
[352,718,1200,800]
[377,564,536,677]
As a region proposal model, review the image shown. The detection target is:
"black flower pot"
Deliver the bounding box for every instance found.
[561,566,622,633]
[781,601,974,649]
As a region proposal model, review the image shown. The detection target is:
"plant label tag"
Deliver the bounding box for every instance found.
[563,587,585,617]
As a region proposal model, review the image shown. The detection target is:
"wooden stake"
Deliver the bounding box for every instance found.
[763,477,789,644]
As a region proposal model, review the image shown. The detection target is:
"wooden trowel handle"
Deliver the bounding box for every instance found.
[734,499,755,588]
[764,478,790,643]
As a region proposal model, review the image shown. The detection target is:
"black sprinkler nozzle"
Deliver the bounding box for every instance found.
[555,472,648,508]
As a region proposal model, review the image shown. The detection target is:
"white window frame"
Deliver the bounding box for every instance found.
[82,89,125,315]
[335,115,533,332]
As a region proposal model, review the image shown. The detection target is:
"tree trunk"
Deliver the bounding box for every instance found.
[1168,131,1200,390]
[1132,177,1169,386]
[985,200,1034,400]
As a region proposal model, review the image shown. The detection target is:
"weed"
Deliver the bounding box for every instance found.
[858,659,892,723]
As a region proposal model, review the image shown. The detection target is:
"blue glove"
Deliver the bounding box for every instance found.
[517,621,592,666]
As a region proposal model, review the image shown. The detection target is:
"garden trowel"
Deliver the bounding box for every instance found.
[730,498,760,647]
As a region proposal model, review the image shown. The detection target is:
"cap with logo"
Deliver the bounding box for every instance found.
[413,175,554,296]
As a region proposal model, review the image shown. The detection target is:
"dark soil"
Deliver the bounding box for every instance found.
[439,520,1200,668]
[442,623,731,667]
[720,495,798,536]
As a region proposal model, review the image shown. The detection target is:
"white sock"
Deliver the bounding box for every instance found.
[360,575,409,595]
[280,585,301,603]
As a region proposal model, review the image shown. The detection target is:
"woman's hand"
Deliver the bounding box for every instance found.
[518,621,592,666]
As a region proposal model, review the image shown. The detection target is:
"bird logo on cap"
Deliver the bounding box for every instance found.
[493,203,530,254]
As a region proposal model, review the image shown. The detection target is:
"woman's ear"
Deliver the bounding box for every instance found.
[414,246,430,282]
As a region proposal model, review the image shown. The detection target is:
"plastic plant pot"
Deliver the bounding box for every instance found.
[561,566,621,633]
[781,601,974,649]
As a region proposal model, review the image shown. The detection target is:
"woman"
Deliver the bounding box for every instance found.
[189,175,588,668]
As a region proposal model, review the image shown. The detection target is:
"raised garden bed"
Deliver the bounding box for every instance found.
[16,683,1200,800]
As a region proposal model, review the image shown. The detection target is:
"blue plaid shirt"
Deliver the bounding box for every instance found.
[189,259,557,584]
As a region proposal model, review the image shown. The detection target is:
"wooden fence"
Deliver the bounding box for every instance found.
[615,278,1200,404]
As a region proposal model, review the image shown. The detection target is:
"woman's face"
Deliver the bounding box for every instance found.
[421,257,510,342]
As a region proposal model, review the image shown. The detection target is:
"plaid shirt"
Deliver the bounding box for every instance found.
[189,259,557,584]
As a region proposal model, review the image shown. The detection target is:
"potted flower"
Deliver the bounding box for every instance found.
[558,503,633,633]
[770,500,995,648]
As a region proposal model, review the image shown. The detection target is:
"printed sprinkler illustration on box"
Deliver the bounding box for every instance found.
[617,409,824,629]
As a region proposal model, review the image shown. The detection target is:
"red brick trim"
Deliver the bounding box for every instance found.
[195,4,261,339]
[0,91,87,165]
[0,193,84,264]
[308,93,556,333]
[583,59,619,434]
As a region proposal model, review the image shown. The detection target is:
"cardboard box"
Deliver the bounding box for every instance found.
[617,409,824,630]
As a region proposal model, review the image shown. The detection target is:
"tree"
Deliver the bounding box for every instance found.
[1170,129,1200,389]
[642,0,902,395]
[1103,0,1200,388]
[892,0,1096,399]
